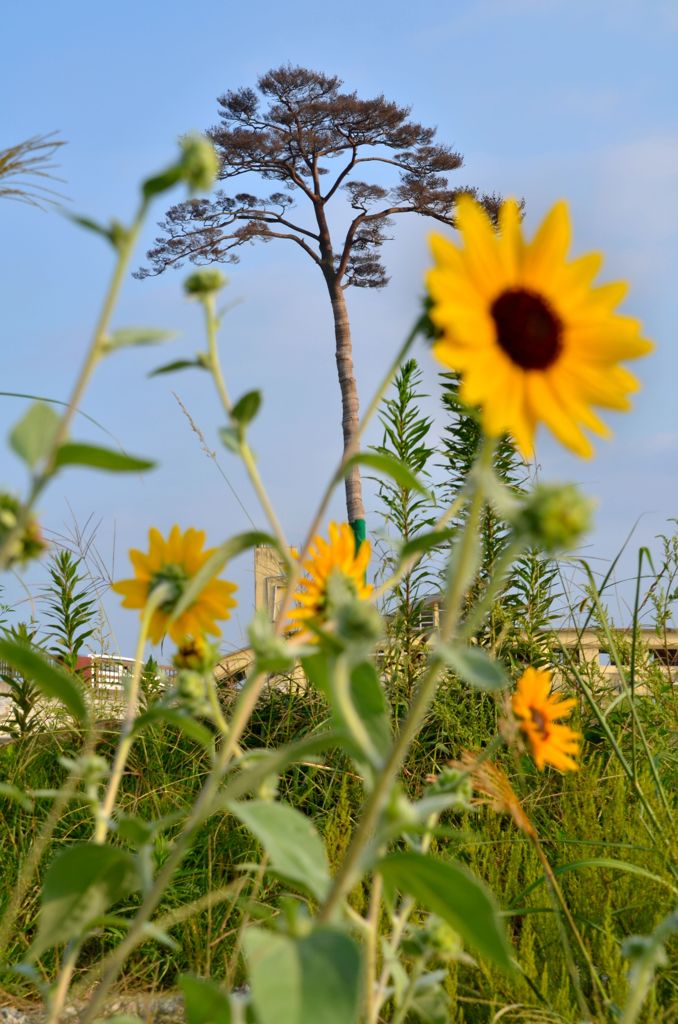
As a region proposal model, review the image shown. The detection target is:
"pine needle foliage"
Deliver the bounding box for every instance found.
[0,622,43,739]
[41,549,97,672]
[439,372,528,642]
[370,359,438,702]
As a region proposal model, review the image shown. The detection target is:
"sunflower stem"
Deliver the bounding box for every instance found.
[0,197,149,571]
[317,438,496,923]
[94,583,171,844]
[201,293,289,554]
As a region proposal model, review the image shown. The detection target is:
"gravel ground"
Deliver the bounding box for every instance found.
[0,994,186,1023]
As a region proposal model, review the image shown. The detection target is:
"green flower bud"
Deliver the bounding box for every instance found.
[248,609,296,673]
[428,917,463,960]
[426,766,473,809]
[178,134,219,193]
[183,268,228,297]
[384,786,419,828]
[0,494,47,567]
[60,754,109,784]
[324,570,382,649]
[335,598,383,648]
[256,773,280,801]
[175,669,211,716]
[513,483,594,552]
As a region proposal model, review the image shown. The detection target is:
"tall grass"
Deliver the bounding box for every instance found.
[1,646,675,1020]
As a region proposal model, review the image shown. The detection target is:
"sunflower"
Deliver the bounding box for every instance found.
[427,196,653,458]
[112,525,237,644]
[512,667,581,772]
[288,522,372,636]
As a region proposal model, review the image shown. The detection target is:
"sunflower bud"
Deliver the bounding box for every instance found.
[178,134,219,193]
[335,598,383,649]
[248,610,296,673]
[184,268,228,297]
[325,570,382,649]
[512,483,593,552]
[60,753,109,786]
[384,786,419,828]
[175,669,211,716]
[173,635,219,673]
[428,918,464,960]
[0,494,47,567]
[426,766,473,809]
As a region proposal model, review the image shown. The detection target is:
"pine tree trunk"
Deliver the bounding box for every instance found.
[329,284,365,526]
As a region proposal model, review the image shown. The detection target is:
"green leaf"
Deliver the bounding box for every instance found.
[399,528,456,560]
[115,814,156,848]
[409,980,452,1024]
[148,359,208,378]
[0,639,87,721]
[54,443,155,473]
[219,426,242,453]
[103,327,176,352]
[343,452,430,497]
[301,651,334,696]
[9,402,61,468]
[248,609,296,674]
[379,852,514,972]
[132,706,215,751]
[180,974,232,1024]
[436,644,509,691]
[231,390,262,427]
[142,165,182,198]
[223,733,341,805]
[335,661,392,771]
[244,926,361,1024]
[30,843,140,958]
[0,782,34,811]
[65,213,129,250]
[139,921,180,951]
[228,799,330,901]
[171,531,287,620]
[513,859,678,905]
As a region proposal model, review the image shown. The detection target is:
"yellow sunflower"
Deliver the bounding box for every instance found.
[427,196,653,458]
[288,522,372,636]
[112,525,237,644]
[512,667,581,772]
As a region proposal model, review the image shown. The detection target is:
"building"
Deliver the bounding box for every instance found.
[215,547,678,690]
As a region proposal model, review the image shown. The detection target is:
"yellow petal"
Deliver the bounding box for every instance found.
[147,527,166,571]
[112,579,150,609]
[523,200,571,288]
[526,373,594,458]
[496,198,523,282]
[456,195,509,299]
[129,548,152,579]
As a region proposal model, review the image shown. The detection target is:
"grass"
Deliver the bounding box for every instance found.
[0,666,675,1021]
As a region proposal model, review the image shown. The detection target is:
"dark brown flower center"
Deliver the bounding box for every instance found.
[529,705,549,740]
[491,288,563,370]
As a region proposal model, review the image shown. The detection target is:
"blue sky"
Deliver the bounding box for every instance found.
[2,0,677,654]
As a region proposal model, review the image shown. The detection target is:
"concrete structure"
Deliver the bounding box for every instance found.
[215,547,678,690]
[3,547,673,728]
[0,654,176,734]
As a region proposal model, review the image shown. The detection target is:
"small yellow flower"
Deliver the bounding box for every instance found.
[112,525,237,644]
[427,196,653,459]
[288,522,372,636]
[512,667,581,772]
